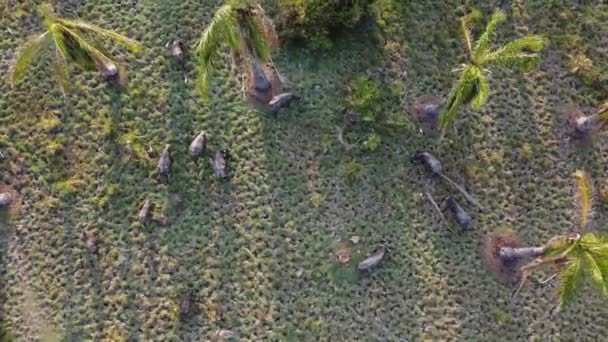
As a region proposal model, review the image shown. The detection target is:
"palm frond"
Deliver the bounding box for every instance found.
[596,101,608,120]
[480,35,546,70]
[256,4,278,50]
[573,170,594,232]
[38,3,56,28]
[594,253,608,293]
[51,49,71,94]
[470,69,489,110]
[49,24,70,61]
[240,14,271,62]
[11,31,52,84]
[581,250,608,297]
[459,12,477,58]
[195,4,241,57]
[439,65,479,130]
[195,58,214,100]
[472,10,507,61]
[543,234,579,257]
[557,256,584,308]
[587,233,608,291]
[597,233,608,244]
[61,25,115,69]
[581,232,599,245]
[57,19,141,52]
[497,35,547,54]
[481,51,541,72]
[194,4,242,97]
[586,234,608,257]
[460,18,473,58]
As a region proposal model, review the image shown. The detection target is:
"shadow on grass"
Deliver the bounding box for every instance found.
[0,209,15,340]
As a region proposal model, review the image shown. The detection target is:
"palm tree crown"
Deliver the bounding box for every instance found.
[439,10,547,133]
[194,0,276,98]
[11,3,140,91]
[509,171,608,309]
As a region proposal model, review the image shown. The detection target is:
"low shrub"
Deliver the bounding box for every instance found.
[269,0,376,49]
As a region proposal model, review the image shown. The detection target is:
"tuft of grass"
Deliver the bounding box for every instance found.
[520,143,533,161]
[494,309,510,325]
[363,132,381,151]
[568,52,599,85]
[309,192,324,208]
[38,111,61,131]
[52,177,85,198]
[346,76,383,123]
[342,161,363,182]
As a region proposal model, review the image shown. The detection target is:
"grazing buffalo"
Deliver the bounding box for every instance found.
[269,92,300,114]
[158,144,172,178]
[189,131,207,161]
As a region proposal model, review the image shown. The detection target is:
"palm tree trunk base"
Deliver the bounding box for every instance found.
[0,192,12,207]
[567,108,596,140]
[413,95,442,132]
[249,62,273,103]
[499,246,545,261]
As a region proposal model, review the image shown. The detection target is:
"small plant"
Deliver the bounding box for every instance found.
[520,143,533,161]
[346,76,382,122]
[493,171,608,309]
[363,132,381,151]
[568,52,600,85]
[11,3,140,92]
[195,0,277,99]
[309,192,324,208]
[439,9,547,134]
[342,161,363,181]
[38,111,61,132]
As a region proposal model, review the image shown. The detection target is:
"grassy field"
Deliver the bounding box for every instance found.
[2,0,608,340]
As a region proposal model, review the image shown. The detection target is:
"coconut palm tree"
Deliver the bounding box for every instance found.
[500,170,608,309]
[11,3,140,92]
[438,9,547,134]
[194,0,277,100]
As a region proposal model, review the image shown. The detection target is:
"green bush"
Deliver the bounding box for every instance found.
[363,132,381,151]
[346,75,382,122]
[270,0,376,49]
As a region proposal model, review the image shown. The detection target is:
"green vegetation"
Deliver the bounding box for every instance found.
[346,75,382,123]
[194,0,276,98]
[504,171,608,309]
[3,1,608,341]
[568,52,598,85]
[439,10,547,133]
[270,0,376,50]
[11,3,140,92]
[363,132,381,151]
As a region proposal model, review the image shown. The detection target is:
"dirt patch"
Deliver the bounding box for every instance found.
[246,64,284,109]
[482,231,522,285]
[0,185,21,218]
[411,94,442,133]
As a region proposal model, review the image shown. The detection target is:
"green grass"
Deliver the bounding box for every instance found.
[1,0,608,340]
